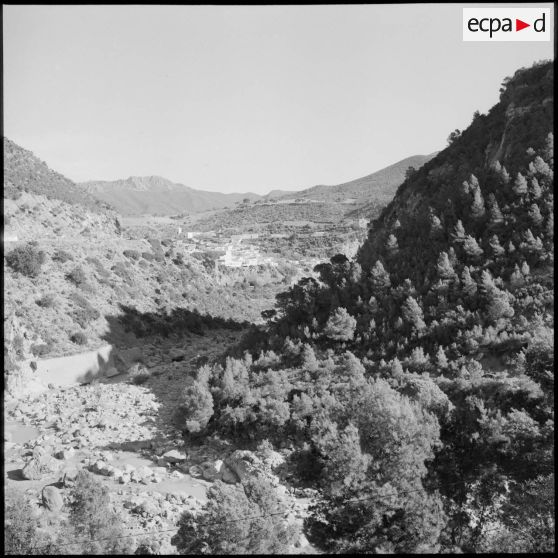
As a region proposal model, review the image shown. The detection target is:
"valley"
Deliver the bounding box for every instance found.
[4,60,554,555]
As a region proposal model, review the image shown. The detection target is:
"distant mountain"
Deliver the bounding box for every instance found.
[79,176,262,216]
[3,137,108,213]
[277,154,437,205]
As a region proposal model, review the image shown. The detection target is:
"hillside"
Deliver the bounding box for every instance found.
[190,60,554,553]
[280,153,437,205]
[4,137,108,213]
[79,175,262,216]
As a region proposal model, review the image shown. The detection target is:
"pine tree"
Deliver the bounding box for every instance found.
[513,172,528,195]
[545,213,554,239]
[487,193,504,225]
[436,346,449,369]
[488,234,505,258]
[430,213,443,236]
[436,251,455,280]
[499,165,511,185]
[509,264,524,288]
[528,203,544,226]
[385,233,399,253]
[507,240,516,254]
[301,343,319,372]
[520,261,530,276]
[402,296,426,332]
[461,266,477,297]
[463,235,484,258]
[369,260,391,291]
[453,220,466,241]
[324,307,357,342]
[470,186,486,219]
[529,177,542,199]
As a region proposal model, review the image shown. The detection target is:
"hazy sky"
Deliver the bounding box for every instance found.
[3,4,554,194]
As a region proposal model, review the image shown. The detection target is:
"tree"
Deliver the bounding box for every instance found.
[528,203,544,226]
[488,234,505,258]
[385,234,399,254]
[453,220,466,241]
[436,252,455,280]
[529,178,542,199]
[62,471,133,554]
[369,260,391,291]
[463,235,484,258]
[176,378,214,434]
[172,478,298,554]
[401,296,426,332]
[487,193,504,225]
[5,488,58,555]
[470,186,486,219]
[461,266,477,297]
[324,307,357,342]
[513,172,528,196]
[447,129,461,145]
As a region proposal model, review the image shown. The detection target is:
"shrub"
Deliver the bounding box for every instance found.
[128,363,151,385]
[70,331,88,345]
[61,471,133,554]
[123,249,140,261]
[30,343,51,357]
[172,477,298,554]
[5,243,46,277]
[65,266,88,287]
[36,293,57,308]
[141,251,155,261]
[52,249,73,263]
[5,488,58,554]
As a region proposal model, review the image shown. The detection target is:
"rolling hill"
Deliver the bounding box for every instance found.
[277,153,437,205]
[79,176,262,216]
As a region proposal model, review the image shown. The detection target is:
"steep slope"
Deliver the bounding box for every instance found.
[206,60,554,554]
[4,137,108,213]
[80,175,262,216]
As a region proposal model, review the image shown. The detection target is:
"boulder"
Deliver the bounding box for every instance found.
[220,465,239,484]
[200,460,223,482]
[188,465,203,478]
[42,485,64,512]
[224,450,265,483]
[162,449,187,464]
[22,450,60,480]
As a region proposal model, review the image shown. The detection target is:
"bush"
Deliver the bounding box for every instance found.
[123,249,140,261]
[61,471,134,554]
[36,293,57,308]
[30,343,51,357]
[70,292,100,328]
[52,249,73,263]
[128,363,151,385]
[172,477,298,554]
[5,488,58,554]
[141,252,155,261]
[70,331,88,345]
[65,266,88,287]
[5,243,46,277]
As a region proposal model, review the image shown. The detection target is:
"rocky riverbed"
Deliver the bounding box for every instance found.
[4,331,316,553]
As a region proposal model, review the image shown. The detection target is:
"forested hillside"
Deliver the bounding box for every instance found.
[177,60,554,553]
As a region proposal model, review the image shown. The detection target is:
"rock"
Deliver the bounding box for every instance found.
[22,451,60,480]
[188,465,203,478]
[161,449,187,464]
[220,465,239,484]
[42,485,64,512]
[123,464,136,474]
[118,473,131,484]
[170,470,183,479]
[121,440,151,451]
[224,450,265,483]
[105,367,120,378]
[169,349,186,362]
[152,475,162,483]
[55,448,75,460]
[201,460,223,482]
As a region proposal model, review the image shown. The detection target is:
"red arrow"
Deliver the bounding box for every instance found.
[516,19,530,31]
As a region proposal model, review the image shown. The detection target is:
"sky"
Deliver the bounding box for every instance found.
[3,4,554,195]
